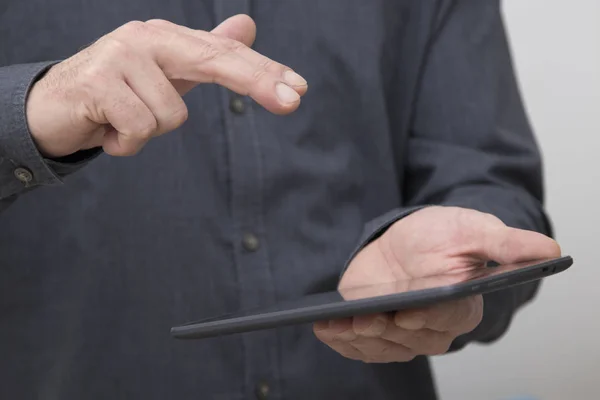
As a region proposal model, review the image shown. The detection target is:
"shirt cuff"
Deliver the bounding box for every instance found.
[0,62,100,199]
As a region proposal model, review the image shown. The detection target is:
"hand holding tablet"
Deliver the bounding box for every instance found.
[171,206,571,363]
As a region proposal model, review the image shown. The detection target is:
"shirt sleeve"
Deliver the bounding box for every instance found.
[342,0,552,351]
[0,62,101,212]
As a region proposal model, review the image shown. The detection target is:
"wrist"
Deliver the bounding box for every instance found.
[25,78,63,158]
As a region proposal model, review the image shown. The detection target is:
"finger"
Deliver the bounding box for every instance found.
[137,21,306,112]
[208,52,303,113]
[147,18,307,93]
[211,16,307,93]
[97,80,157,156]
[151,15,257,96]
[314,314,391,342]
[352,313,390,338]
[350,314,417,361]
[122,53,188,136]
[313,322,363,360]
[348,337,416,363]
[81,125,112,150]
[313,318,357,342]
[475,215,561,264]
[382,326,455,356]
[159,34,300,114]
[394,296,483,334]
[314,318,417,362]
[210,14,256,47]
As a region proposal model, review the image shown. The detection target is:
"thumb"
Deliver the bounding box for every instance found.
[211,14,256,47]
[480,225,562,264]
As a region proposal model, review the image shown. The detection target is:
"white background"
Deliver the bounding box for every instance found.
[432,1,600,399]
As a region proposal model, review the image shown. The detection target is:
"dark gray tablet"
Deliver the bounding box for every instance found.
[171,256,573,340]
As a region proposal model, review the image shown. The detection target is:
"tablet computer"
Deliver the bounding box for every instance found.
[171,255,573,340]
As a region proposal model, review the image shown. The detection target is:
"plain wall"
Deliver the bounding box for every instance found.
[432,1,600,399]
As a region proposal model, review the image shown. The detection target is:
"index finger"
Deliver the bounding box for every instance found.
[146,18,308,95]
[111,21,306,115]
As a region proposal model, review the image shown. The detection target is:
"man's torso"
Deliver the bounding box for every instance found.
[0,1,441,398]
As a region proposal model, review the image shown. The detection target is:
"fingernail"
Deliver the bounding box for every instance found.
[276,82,300,104]
[283,70,307,87]
[396,312,426,330]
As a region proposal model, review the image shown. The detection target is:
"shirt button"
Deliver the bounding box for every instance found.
[14,167,33,185]
[242,233,260,252]
[229,96,245,114]
[255,381,270,399]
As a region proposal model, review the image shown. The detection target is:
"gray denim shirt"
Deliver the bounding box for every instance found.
[0,1,552,399]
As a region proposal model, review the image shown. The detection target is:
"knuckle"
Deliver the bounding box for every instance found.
[458,209,505,241]
[138,119,158,138]
[258,56,274,70]
[159,104,189,132]
[79,64,108,87]
[397,351,416,362]
[121,117,157,140]
[145,18,170,27]
[100,36,133,59]
[426,339,450,355]
[170,105,189,127]
[106,140,141,157]
[440,339,452,354]
[483,211,505,227]
[216,35,246,52]
[420,332,454,356]
[434,338,453,355]
[466,296,484,329]
[196,41,221,63]
[403,354,416,362]
[120,20,149,36]
[77,68,110,106]
[119,147,140,157]
[251,67,268,83]
[229,40,246,53]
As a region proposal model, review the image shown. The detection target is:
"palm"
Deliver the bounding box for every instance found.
[340,206,555,290]
[316,206,561,364]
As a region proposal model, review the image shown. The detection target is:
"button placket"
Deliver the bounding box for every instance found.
[215,2,281,398]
